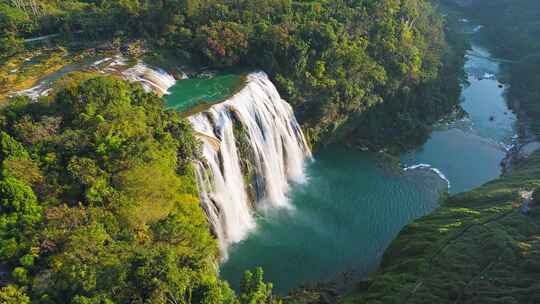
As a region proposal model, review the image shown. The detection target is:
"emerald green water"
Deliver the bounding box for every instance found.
[221,149,447,293]
[165,73,243,113]
[220,38,516,293]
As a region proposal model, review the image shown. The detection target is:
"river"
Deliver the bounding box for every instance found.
[219,29,516,293]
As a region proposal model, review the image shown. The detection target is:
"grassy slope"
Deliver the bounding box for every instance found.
[343,151,540,304]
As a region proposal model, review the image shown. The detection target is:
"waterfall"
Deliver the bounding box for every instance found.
[15,57,177,99]
[189,72,311,257]
[121,61,176,95]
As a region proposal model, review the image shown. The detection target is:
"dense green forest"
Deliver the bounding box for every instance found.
[0,0,467,303]
[1,0,465,149]
[0,74,281,303]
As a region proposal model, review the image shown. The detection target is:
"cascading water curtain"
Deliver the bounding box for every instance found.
[190,72,312,259]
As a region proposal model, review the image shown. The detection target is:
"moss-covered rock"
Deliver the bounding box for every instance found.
[231,110,259,207]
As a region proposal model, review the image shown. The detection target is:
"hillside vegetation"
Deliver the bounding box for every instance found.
[344,152,540,303]
[0,75,282,303]
[345,1,540,303]
[1,0,465,150]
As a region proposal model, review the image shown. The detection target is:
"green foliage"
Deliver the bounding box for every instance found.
[196,21,249,67]
[0,0,463,149]
[0,2,29,59]
[240,268,279,304]
[0,177,41,261]
[0,285,31,304]
[11,266,28,284]
[0,75,250,303]
[0,32,24,60]
[0,131,43,188]
[0,0,469,302]
[0,131,28,161]
[0,2,34,34]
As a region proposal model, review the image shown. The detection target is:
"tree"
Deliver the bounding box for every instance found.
[0,75,239,303]
[0,131,28,162]
[0,285,31,304]
[239,268,279,304]
[0,177,41,261]
[0,130,43,188]
[196,21,249,67]
[0,32,23,60]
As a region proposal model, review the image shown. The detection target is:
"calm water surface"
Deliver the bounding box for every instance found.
[165,73,243,112]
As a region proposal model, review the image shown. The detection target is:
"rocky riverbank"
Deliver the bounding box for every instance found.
[501,95,540,173]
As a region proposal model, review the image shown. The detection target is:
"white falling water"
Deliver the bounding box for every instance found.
[15,57,178,99]
[16,83,50,100]
[189,72,311,257]
[121,61,177,95]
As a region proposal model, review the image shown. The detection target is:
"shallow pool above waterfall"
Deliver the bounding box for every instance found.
[221,41,516,293]
[165,73,244,114]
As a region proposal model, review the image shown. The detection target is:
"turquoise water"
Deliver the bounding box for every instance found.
[221,40,516,294]
[221,149,446,293]
[402,45,515,194]
[165,73,243,113]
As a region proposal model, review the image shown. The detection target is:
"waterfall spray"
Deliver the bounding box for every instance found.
[189,72,311,258]
[122,62,177,96]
